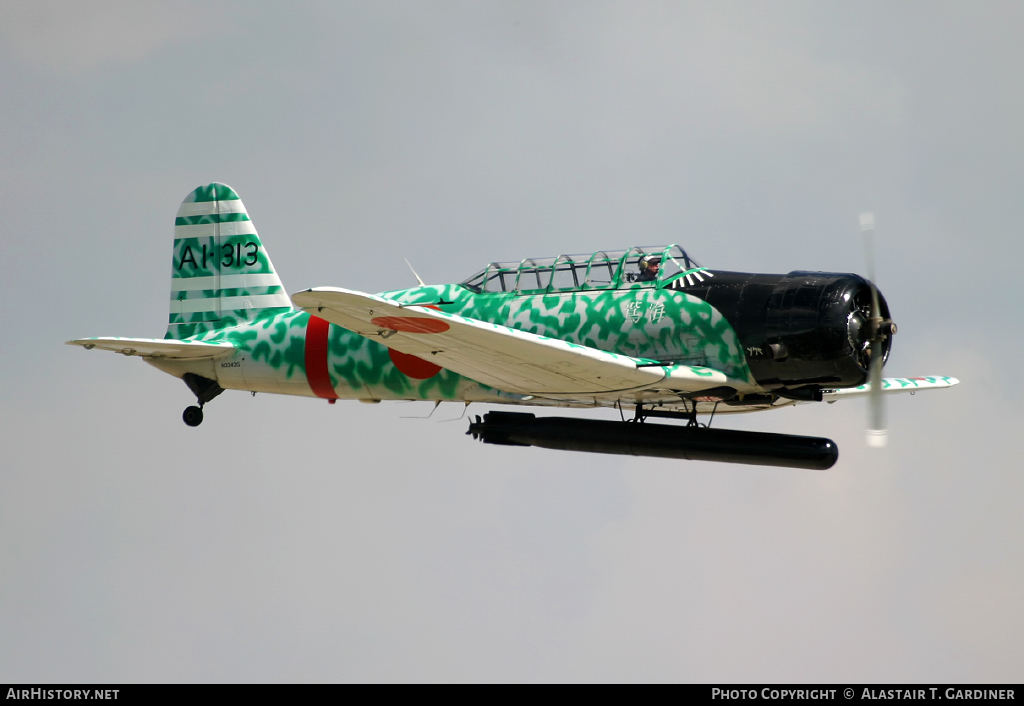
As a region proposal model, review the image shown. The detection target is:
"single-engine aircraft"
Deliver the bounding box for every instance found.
[69,183,958,470]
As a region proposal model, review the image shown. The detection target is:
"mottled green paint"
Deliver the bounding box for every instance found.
[382,282,752,382]
[164,183,754,403]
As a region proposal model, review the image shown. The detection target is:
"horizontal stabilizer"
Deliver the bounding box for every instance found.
[66,337,235,359]
[823,376,959,401]
[291,287,753,397]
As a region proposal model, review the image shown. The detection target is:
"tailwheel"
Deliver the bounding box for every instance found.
[183,405,204,427]
[181,373,222,428]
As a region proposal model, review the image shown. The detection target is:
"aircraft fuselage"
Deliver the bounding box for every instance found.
[149,270,889,411]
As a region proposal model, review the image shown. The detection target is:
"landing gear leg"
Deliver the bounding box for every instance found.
[181,373,224,428]
[686,399,699,428]
[632,404,647,423]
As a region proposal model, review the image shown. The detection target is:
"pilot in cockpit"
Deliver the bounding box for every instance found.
[636,255,661,282]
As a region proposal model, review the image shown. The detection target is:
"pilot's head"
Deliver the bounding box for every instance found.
[640,255,662,274]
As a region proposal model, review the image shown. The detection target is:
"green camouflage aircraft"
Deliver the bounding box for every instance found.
[69,183,957,469]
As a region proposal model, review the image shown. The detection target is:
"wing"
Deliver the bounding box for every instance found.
[66,337,236,359]
[824,376,959,400]
[291,287,753,397]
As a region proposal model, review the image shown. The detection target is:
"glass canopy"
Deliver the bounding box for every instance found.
[460,245,701,293]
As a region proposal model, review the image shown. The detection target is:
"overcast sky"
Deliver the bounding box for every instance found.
[1,0,1022,682]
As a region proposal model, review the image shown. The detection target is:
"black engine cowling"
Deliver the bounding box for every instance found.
[683,270,893,393]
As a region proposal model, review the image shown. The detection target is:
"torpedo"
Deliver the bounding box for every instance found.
[467,411,839,470]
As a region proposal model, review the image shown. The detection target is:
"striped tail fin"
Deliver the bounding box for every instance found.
[167,183,291,339]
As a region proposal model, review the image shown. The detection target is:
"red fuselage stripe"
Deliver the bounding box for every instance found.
[304,315,338,399]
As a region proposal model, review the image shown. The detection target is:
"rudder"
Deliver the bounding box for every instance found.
[167,183,291,339]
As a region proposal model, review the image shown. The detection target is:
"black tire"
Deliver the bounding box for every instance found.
[183,406,204,427]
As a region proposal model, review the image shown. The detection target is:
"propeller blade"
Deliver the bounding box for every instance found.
[860,212,888,447]
[860,212,876,285]
[867,353,887,447]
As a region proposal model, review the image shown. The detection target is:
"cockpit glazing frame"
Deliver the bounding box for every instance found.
[460,245,701,294]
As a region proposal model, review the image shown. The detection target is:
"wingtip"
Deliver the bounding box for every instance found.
[289,289,316,309]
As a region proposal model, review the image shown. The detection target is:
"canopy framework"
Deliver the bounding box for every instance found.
[461,244,702,293]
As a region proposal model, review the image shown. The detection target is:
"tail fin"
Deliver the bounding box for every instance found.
[167,183,291,339]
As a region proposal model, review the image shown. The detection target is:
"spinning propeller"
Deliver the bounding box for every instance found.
[858,212,897,447]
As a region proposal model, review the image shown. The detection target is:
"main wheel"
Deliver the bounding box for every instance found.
[183,405,204,427]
